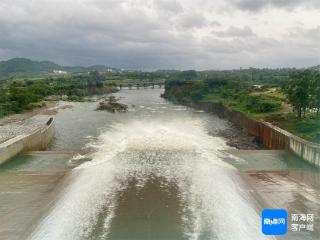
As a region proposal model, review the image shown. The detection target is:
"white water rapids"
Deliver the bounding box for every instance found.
[29,114,272,239]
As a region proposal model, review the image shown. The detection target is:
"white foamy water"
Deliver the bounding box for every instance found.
[30,116,272,240]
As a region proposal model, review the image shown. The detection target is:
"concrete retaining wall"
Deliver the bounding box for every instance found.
[0,117,55,165]
[184,101,320,167]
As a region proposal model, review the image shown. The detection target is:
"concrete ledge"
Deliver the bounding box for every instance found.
[0,117,55,165]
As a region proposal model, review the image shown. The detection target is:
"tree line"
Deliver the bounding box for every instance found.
[283,70,320,118]
[164,78,282,114]
[0,71,117,117]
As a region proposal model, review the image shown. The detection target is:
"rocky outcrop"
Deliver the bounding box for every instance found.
[96,96,128,113]
[216,127,261,150]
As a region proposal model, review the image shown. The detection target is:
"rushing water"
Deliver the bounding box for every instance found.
[27,89,274,240]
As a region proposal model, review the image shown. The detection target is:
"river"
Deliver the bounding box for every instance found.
[0,88,319,240]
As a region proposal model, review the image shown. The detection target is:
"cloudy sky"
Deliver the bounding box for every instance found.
[0,0,319,70]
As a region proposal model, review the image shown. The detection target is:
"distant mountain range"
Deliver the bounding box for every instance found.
[1,58,319,80]
[0,58,119,79]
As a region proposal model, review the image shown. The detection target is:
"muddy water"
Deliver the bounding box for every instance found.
[0,89,319,240]
[28,89,267,240]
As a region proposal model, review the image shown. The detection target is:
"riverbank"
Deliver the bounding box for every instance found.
[216,126,261,150]
[163,78,320,143]
[0,101,58,126]
[0,71,118,119]
[162,87,320,167]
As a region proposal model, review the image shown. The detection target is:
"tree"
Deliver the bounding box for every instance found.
[244,95,281,113]
[284,70,312,118]
[310,71,320,116]
[89,70,101,80]
[8,86,39,111]
[190,81,207,101]
[89,70,104,87]
[173,70,198,81]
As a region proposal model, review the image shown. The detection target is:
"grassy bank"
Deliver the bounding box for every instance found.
[164,79,320,142]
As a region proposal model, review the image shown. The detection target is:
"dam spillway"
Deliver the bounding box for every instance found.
[0,89,319,240]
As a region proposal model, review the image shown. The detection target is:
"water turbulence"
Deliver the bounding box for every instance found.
[30,118,269,240]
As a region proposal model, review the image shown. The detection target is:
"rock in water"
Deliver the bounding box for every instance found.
[96,96,128,113]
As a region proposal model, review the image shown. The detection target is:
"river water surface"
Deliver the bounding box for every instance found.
[32,89,269,240]
[1,89,319,240]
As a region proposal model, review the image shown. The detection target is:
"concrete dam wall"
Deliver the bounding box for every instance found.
[0,117,55,165]
[184,101,320,167]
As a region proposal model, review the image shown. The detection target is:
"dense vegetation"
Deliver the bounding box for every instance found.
[164,69,320,142]
[1,58,319,141]
[165,79,282,114]
[0,68,168,117]
[0,71,117,117]
[168,68,294,85]
[283,70,320,118]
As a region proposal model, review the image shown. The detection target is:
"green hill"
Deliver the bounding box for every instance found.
[0,58,120,79]
[0,58,62,78]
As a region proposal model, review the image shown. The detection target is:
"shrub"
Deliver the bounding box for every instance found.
[244,95,281,113]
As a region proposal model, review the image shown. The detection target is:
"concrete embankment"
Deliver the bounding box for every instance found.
[180,101,320,167]
[0,117,55,165]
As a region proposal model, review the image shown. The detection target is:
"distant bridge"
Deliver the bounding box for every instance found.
[116,82,164,89]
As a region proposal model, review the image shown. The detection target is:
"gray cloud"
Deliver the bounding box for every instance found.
[179,12,209,29]
[154,0,184,13]
[213,26,256,38]
[232,0,320,12]
[0,0,319,70]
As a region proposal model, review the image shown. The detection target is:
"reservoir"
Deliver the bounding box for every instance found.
[0,89,319,240]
